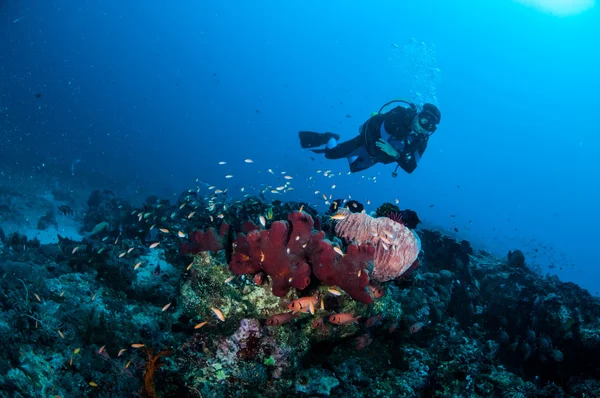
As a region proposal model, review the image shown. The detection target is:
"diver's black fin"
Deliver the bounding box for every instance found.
[299,131,340,148]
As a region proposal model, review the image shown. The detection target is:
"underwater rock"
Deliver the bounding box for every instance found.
[295,368,340,396]
[507,249,526,267]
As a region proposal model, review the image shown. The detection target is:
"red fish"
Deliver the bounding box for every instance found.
[409,321,425,334]
[367,284,384,298]
[266,312,296,326]
[355,334,373,350]
[329,313,360,325]
[311,317,325,329]
[288,295,318,313]
[366,314,384,328]
[254,272,266,286]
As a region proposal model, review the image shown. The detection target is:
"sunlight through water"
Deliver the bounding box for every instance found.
[514,0,595,16]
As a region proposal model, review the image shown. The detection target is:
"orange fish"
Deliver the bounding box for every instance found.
[288,295,318,313]
[329,313,360,325]
[194,321,207,329]
[211,307,225,321]
[131,343,145,348]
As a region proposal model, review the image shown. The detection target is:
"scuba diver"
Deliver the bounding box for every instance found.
[299,100,441,177]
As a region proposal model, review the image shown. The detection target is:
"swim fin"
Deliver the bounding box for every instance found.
[299,131,340,149]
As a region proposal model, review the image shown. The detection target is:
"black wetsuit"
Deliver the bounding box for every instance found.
[323,106,428,173]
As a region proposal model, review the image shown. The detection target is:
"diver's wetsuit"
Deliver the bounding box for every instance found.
[302,105,428,173]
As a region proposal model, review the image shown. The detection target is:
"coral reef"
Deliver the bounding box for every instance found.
[0,188,598,397]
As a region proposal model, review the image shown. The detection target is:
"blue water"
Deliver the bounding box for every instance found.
[1,0,598,293]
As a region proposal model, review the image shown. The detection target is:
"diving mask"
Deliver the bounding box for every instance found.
[417,110,438,134]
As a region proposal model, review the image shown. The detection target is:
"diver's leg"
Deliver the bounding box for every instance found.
[315,135,363,159]
[299,131,341,149]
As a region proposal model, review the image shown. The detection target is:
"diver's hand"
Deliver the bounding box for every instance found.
[376,139,400,159]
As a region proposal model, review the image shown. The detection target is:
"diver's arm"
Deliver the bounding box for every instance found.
[397,139,428,174]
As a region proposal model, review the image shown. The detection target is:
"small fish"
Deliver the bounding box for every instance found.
[245,159,254,163]
[60,290,65,297]
[188,211,195,219]
[97,248,105,254]
[134,262,141,270]
[161,303,171,311]
[211,307,225,321]
[259,215,266,227]
[327,288,342,296]
[131,344,145,348]
[98,345,106,354]
[395,199,399,204]
[194,321,207,329]
[72,247,79,254]
[260,251,265,262]
[330,213,346,220]
[58,330,65,339]
[177,231,186,238]
[366,314,384,328]
[329,313,360,325]
[331,184,336,189]
[224,276,235,284]
[70,355,73,366]
[268,168,274,174]
[225,175,233,179]
[118,349,127,357]
[149,242,160,249]
[284,175,293,180]
[367,284,385,298]
[127,247,134,253]
[34,293,41,302]
[313,316,327,329]
[218,161,227,165]
[186,262,193,271]
[409,321,425,334]
[288,295,318,313]
[126,360,131,368]
[119,252,126,258]
[334,247,344,256]
[91,293,96,301]
[73,348,81,354]
[266,312,296,326]
[309,301,315,315]
[299,205,304,212]
[89,381,98,387]
[159,228,169,233]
